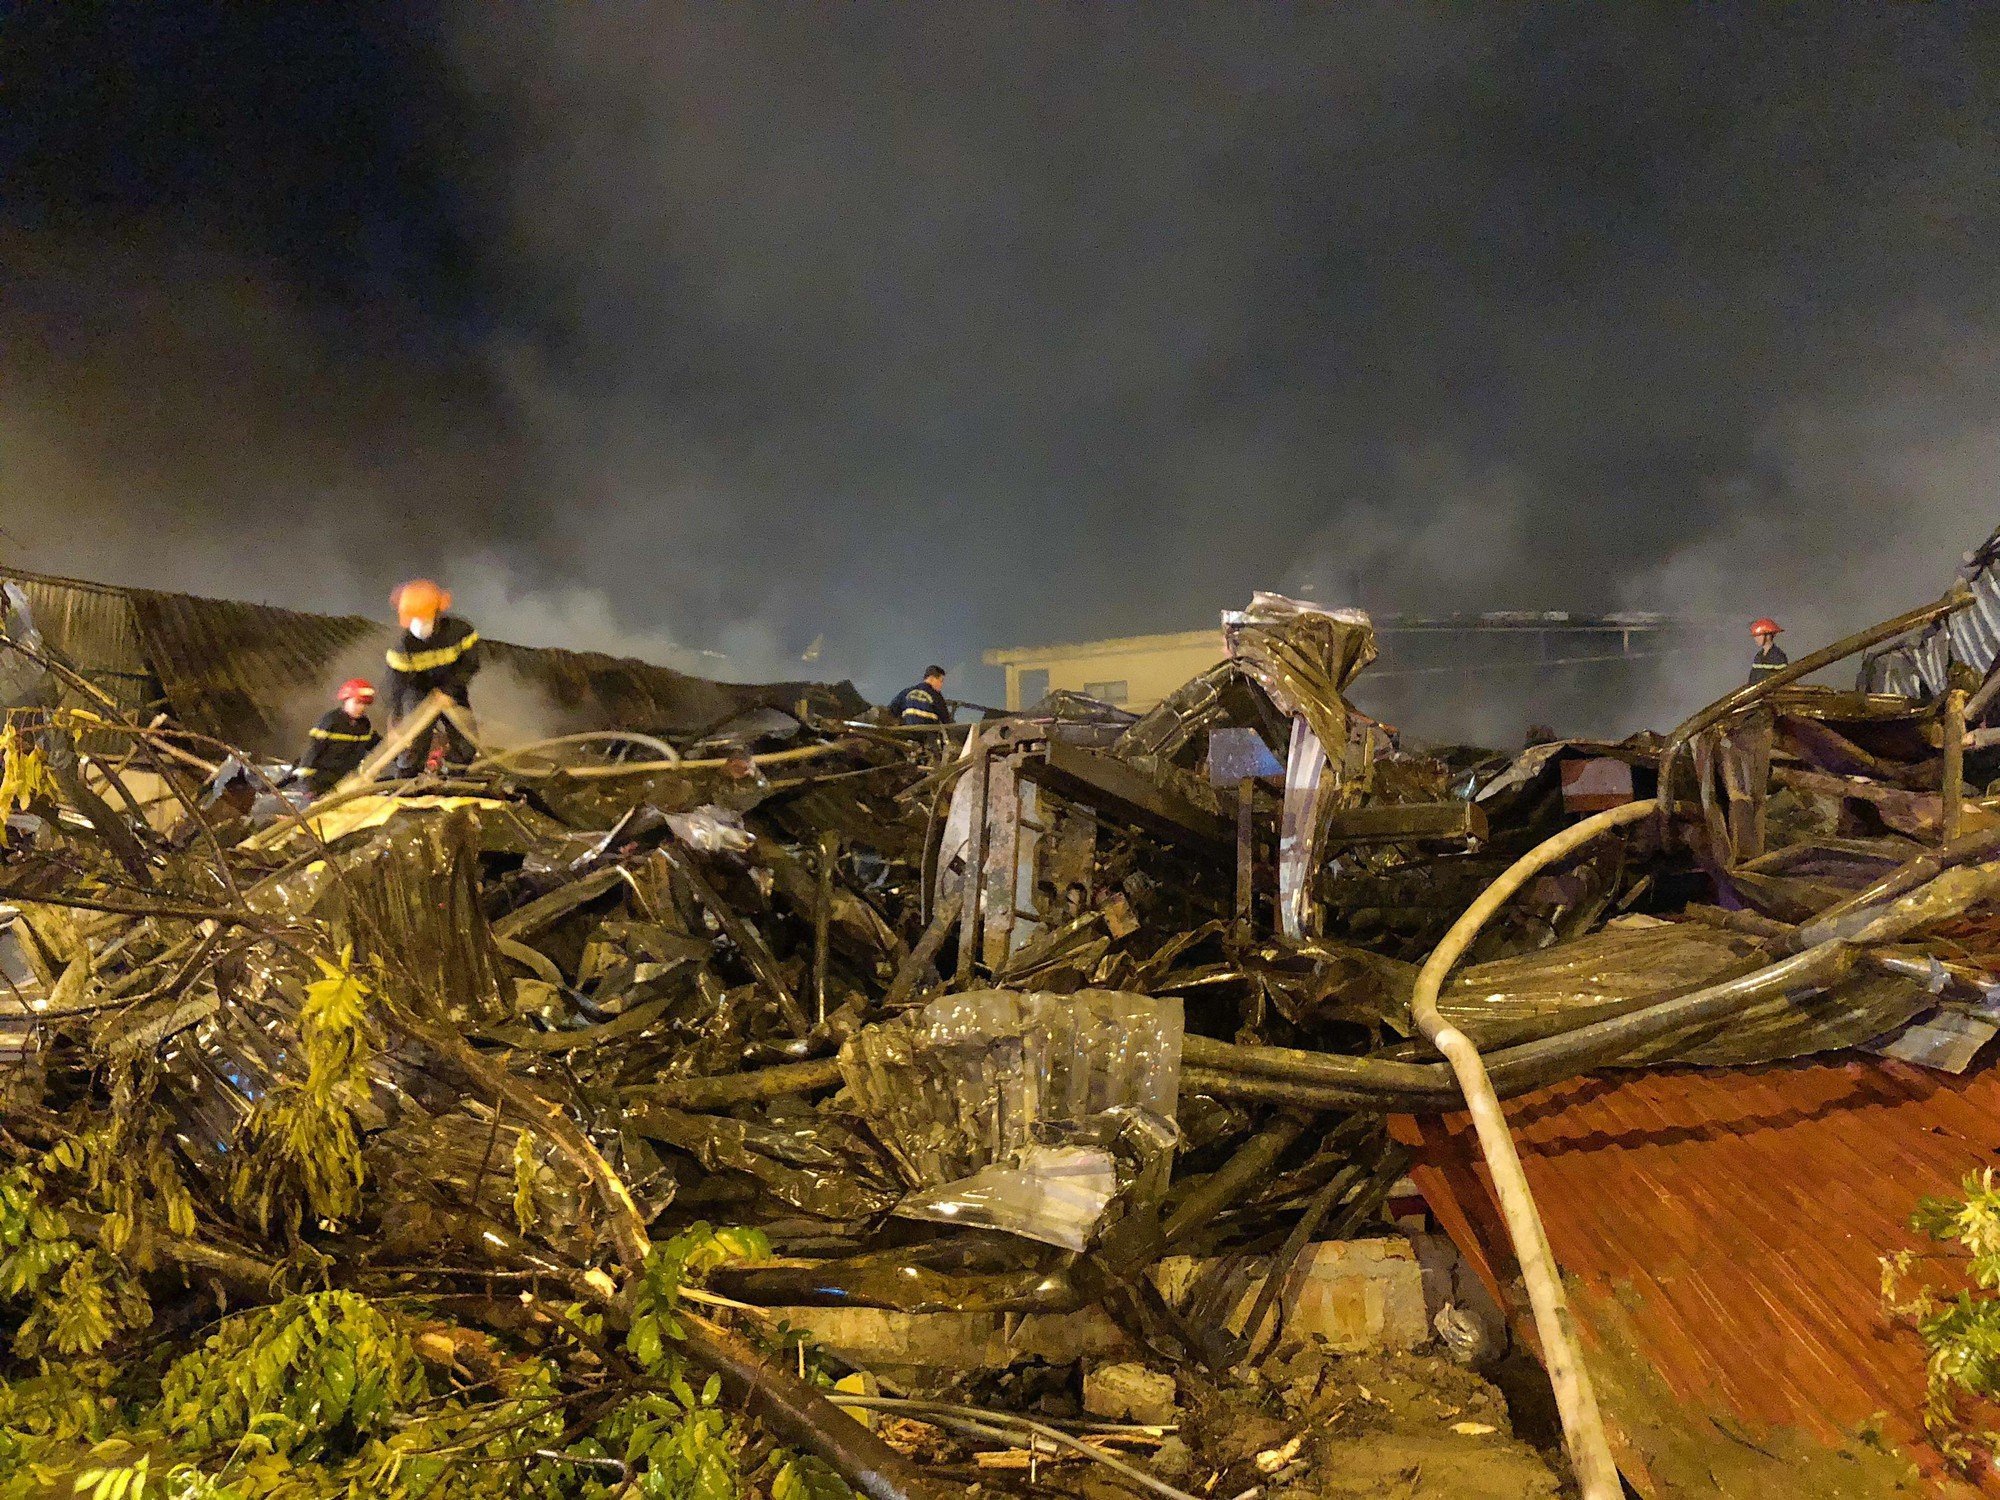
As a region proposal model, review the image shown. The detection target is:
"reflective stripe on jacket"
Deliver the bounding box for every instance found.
[386,615,482,696]
[889,682,948,724]
[298,710,379,781]
[1747,646,1790,686]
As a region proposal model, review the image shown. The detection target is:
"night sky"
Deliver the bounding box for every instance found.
[4,4,1998,729]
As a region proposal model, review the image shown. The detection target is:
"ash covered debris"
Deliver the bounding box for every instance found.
[0,556,1997,1498]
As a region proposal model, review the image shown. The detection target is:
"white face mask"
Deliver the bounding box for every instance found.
[409,616,435,640]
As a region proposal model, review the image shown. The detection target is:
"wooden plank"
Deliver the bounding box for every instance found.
[1321,800,1488,845]
[1020,740,1233,849]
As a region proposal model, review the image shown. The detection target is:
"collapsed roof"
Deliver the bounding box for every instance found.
[0,564,866,754]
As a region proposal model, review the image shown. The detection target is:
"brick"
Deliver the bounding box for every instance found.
[1082,1361,1177,1424]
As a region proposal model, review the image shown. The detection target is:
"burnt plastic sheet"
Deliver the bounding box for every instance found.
[834,988,1182,1248]
[627,1104,900,1221]
[318,808,513,1025]
[894,1143,1118,1251]
[838,988,1184,1192]
[367,1106,595,1253]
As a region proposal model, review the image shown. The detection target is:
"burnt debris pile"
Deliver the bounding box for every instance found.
[3,561,2000,1499]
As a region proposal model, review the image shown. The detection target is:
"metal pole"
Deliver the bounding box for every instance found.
[955,729,988,987]
[1235,777,1255,933]
[1943,689,1967,846]
[813,831,837,1026]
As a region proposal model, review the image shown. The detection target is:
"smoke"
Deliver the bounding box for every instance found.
[1612,321,2000,733]
[1278,449,1541,615]
[6,6,2000,734]
[273,629,611,766]
[440,4,2000,714]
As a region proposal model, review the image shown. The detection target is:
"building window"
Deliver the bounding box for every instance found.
[1082,680,1129,704]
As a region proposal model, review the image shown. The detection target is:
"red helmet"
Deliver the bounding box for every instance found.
[1750,618,1782,635]
[336,677,376,706]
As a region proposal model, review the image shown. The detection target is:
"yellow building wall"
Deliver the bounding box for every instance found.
[984,630,1225,712]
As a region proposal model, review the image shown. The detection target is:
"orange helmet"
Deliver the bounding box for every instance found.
[393,579,451,628]
[336,677,375,707]
[1750,617,1782,635]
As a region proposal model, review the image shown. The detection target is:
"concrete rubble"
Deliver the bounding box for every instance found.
[0,532,1999,1497]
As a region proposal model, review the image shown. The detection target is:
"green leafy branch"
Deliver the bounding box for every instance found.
[1885,1167,2000,1468]
[228,953,373,1238]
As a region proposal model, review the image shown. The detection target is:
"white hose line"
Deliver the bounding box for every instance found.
[1410,797,1658,1500]
[471,729,682,772]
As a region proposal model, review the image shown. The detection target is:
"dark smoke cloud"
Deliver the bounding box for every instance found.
[0,228,542,608]
[5,5,1998,727]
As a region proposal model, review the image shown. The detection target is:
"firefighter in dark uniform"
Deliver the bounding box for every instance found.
[386,578,482,776]
[1748,617,1788,686]
[888,665,950,727]
[297,678,380,794]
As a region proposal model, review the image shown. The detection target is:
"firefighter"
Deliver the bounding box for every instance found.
[888,665,950,727]
[1748,617,1788,686]
[297,678,380,794]
[385,578,481,775]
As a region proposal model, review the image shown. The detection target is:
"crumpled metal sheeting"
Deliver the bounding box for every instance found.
[155,1025,259,1185]
[1860,520,2000,700]
[1277,717,1335,939]
[1433,918,1933,1066]
[1115,663,1238,762]
[992,916,1112,989]
[18,556,2000,1479]
[0,583,62,715]
[149,941,454,1196]
[1222,592,1377,755]
[626,978,765,1083]
[1624,967,1931,1068]
[763,779,925,863]
[1243,939,1415,1039]
[750,835,901,969]
[1439,922,1764,1036]
[574,919,712,998]
[1118,751,1228,821]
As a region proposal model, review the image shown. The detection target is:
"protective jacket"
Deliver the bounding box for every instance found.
[889,681,949,726]
[298,710,379,791]
[1748,644,1790,686]
[386,615,482,714]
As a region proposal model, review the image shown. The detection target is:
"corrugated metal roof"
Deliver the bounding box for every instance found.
[7,573,156,719]
[4,567,865,755]
[1862,522,2000,700]
[1395,1057,2000,1496]
[127,590,376,752]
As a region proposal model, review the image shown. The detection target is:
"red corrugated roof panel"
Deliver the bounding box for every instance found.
[1395,1056,2000,1497]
